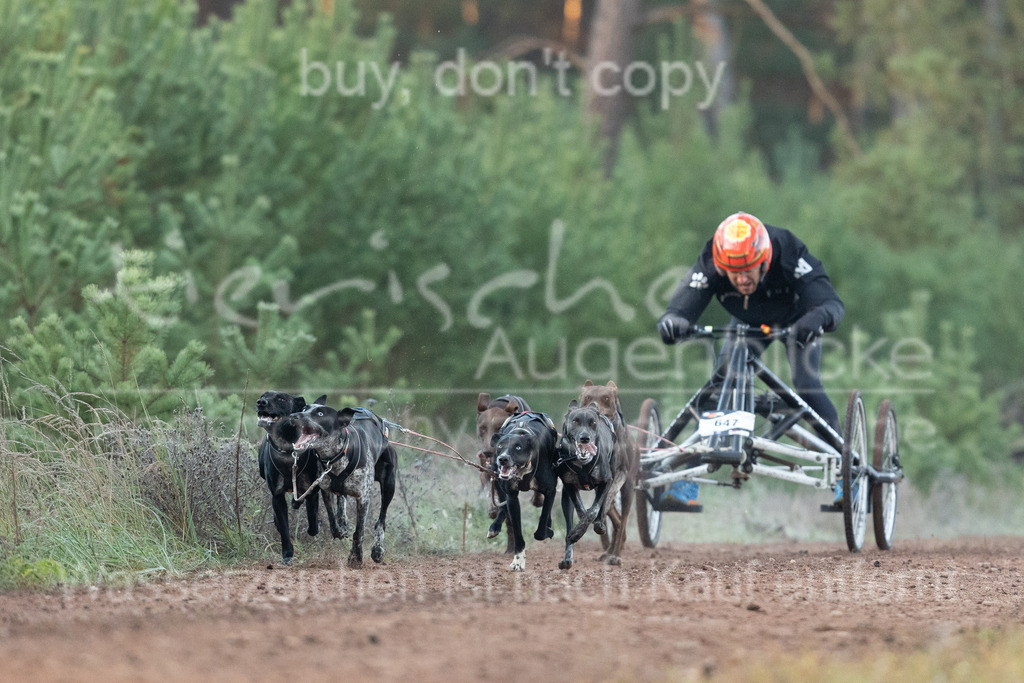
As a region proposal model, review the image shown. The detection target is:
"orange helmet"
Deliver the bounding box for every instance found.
[712,212,772,273]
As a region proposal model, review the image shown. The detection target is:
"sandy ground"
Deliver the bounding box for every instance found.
[2,534,1023,681]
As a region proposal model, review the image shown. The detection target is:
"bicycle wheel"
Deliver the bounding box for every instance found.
[635,398,663,548]
[841,391,869,552]
[872,400,899,550]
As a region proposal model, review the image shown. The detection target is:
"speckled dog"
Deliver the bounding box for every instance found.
[274,405,397,568]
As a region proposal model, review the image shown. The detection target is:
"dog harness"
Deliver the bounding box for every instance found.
[261,437,316,480]
[495,394,531,413]
[317,407,389,482]
[500,410,556,433]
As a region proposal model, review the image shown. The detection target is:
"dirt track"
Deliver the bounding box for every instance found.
[2,535,1023,681]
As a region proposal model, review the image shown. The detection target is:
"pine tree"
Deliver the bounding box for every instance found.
[4,250,212,420]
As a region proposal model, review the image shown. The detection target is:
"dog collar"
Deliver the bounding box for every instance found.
[264,438,311,477]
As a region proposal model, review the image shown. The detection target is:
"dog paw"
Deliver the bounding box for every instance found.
[291,500,303,510]
[530,491,544,508]
[487,504,499,520]
[593,520,606,535]
[487,524,500,539]
[603,555,621,566]
[347,555,363,569]
[509,552,526,572]
[371,546,384,563]
[534,527,554,542]
[558,560,573,570]
[282,556,293,566]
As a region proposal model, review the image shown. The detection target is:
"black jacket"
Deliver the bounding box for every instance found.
[665,224,844,331]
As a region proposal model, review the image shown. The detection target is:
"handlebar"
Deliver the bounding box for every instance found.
[683,324,791,342]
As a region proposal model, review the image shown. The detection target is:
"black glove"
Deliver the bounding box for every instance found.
[791,310,825,347]
[657,313,690,344]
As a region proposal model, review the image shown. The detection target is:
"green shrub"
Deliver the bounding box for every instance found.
[0,556,67,589]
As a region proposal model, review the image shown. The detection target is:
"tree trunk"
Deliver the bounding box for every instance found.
[691,0,735,137]
[981,0,1005,227]
[584,0,644,176]
[196,0,238,25]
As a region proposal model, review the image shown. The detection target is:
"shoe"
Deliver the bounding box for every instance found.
[661,480,699,505]
[833,479,860,504]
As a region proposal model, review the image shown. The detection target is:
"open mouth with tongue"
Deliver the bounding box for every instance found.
[293,425,321,451]
[497,462,519,480]
[573,440,598,464]
[256,412,280,429]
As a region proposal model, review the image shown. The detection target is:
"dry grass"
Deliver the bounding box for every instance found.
[0,382,273,587]
[0,380,497,587]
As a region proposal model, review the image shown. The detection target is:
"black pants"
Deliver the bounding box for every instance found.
[713,322,841,434]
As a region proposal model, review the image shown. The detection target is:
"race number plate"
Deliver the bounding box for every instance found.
[698,410,756,437]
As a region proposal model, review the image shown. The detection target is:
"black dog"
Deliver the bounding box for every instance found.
[554,400,619,570]
[490,411,559,572]
[476,393,532,554]
[255,391,327,564]
[274,405,397,568]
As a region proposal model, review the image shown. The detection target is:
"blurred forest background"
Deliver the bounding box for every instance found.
[2,0,1024,582]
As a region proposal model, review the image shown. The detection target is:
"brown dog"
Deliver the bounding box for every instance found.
[476,394,531,554]
[578,380,639,564]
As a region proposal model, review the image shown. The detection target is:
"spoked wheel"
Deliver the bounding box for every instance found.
[841,391,869,552]
[635,398,663,548]
[872,400,900,550]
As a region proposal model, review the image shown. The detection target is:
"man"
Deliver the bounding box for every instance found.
[657,212,844,504]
